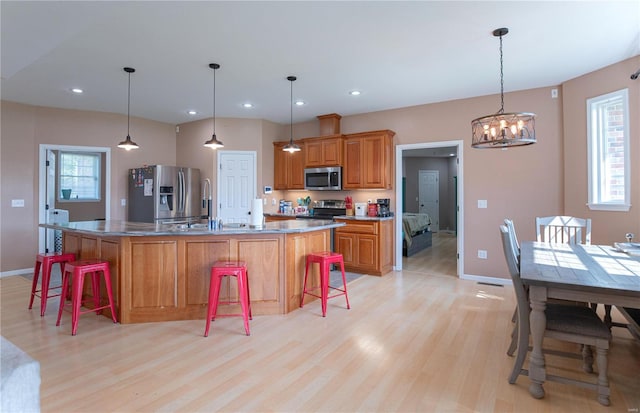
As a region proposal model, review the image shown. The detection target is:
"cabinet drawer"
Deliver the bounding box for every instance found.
[335,220,378,235]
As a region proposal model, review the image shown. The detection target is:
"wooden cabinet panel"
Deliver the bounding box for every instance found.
[183,239,230,307]
[274,141,305,190]
[356,234,378,270]
[334,218,393,276]
[304,136,343,167]
[343,139,362,188]
[130,241,178,310]
[343,130,394,189]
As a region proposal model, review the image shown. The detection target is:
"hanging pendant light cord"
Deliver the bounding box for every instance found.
[127,71,131,135]
[498,33,505,114]
[212,66,216,135]
[290,78,293,143]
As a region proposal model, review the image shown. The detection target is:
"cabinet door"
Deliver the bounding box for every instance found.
[356,234,378,270]
[289,147,305,189]
[343,139,362,189]
[335,232,356,267]
[322,139,342,166]
[304,141,323,167]
[362,134,386,188]
[273,143,288,190]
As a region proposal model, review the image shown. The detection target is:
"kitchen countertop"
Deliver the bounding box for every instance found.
[40,219,343,236]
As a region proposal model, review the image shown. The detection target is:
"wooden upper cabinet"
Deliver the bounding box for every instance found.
[343,130,395,189]
[273,141,305,190]
[304,135,343,167]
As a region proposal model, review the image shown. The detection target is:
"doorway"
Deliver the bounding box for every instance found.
[216,151,257,224]
[38,144,111,253]
[394,140,463,276]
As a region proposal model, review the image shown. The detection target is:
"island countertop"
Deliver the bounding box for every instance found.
[41,219,344,236]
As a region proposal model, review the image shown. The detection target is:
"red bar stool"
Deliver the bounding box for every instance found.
[56,259,118,336]
[300,251,350,317]
[204,261,252,337]
[29,252,76,316]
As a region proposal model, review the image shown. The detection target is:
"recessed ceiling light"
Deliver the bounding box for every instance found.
[71,88,83,94]
[349,90,361,96]
[295,100,305,106]
[187,110,197,115]
[243,103,253,108]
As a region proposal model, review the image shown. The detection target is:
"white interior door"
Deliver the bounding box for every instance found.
[418,169,439,232]
[217,151,256,224]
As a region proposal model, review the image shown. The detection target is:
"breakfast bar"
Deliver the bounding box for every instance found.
[43,219,343,324]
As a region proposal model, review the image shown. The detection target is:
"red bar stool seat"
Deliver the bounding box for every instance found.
[56,259,118,336]
[204,261,252,337]
[300,251,350,317]
[29,252,76,316]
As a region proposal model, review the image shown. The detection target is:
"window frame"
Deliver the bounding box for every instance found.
[586,88,630,212]
[57,151,102,202]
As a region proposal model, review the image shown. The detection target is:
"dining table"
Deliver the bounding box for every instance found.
[519,241,640,401]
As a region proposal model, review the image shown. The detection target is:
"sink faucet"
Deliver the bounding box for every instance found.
[202,179,212,219]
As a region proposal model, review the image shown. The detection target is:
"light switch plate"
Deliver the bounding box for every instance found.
[477,199,487,209]
[11,199,25,207]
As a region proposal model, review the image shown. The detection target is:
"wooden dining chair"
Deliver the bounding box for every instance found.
[500,225,612,406]
[535,215,591,245]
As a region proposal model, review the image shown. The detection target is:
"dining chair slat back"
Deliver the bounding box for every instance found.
[536,215,591,245]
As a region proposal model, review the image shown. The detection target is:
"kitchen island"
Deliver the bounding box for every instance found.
[43,219,343,323]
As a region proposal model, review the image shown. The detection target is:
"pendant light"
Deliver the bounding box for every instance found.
[204,63,224,149]
[117,67,140,150]
[282,75,301,153]
[471,28,536,148]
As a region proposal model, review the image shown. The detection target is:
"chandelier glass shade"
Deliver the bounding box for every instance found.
[204,63,225,149]
[282,75,301,153]
[117,67,140,150]
[471,28,536,148]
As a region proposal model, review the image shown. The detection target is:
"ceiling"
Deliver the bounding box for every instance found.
[2,1,639,126]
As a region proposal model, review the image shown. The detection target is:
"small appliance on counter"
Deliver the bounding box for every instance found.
[376,198,392,217]
[354,203,367,216]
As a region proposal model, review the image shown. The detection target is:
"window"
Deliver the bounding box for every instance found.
[587,88,630,211]
[58,152,101,201]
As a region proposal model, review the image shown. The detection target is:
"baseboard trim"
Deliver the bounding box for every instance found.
[461,273,512,286]
[0,268,32,278]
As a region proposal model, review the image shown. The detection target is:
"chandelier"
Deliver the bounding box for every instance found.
[471,28,536,148]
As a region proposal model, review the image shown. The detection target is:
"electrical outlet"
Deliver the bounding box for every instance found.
[11,199,25,207]
[121,199,126,206]
[478,250,488,259]
[263,198,267,205]
[272,198,276,206]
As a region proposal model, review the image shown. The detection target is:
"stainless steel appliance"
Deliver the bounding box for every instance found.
[297,199,346,220]
[128,165,201,223]
[304,167,342,191]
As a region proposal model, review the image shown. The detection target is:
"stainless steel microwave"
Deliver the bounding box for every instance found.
[304,167,342,191]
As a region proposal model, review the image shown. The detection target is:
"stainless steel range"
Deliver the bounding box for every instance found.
[296,199,346,220]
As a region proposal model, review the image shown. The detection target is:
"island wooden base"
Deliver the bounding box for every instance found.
[62,229,329,323]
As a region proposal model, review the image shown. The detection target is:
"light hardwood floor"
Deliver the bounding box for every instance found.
[2,234,638,412]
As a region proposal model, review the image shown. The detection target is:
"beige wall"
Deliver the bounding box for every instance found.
[175,117,282,217]
[0,102,176,272]
[562,55,640,245]
[2,57,637,279]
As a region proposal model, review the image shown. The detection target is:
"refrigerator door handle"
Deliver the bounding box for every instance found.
[178,170,185,214]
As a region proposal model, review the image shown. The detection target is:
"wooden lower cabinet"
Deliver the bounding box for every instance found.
[62,228,330,323]
[334,218,393,276]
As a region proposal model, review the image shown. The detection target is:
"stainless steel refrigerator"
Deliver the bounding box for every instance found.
[128,165,201,223]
